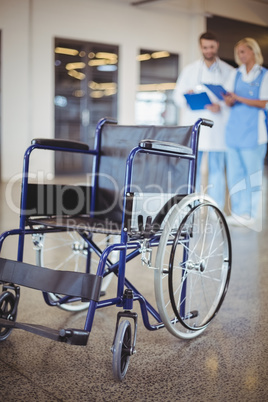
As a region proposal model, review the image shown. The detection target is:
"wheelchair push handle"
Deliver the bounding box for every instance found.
[200,118,214,128]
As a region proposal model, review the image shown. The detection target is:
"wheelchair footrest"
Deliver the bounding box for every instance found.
[0,318,89,345]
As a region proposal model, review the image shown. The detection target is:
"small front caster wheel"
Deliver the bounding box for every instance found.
[112,320,132,381]
[0,291,16,342]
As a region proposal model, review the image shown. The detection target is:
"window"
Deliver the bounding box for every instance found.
[136,49,179,125]
[54,38,118,174]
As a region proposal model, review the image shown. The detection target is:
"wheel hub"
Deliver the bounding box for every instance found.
[186,259,206,272]
[72,241,88,255]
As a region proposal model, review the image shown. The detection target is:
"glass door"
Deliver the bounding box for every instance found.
[54,38,118,175]
[136,49,179,125]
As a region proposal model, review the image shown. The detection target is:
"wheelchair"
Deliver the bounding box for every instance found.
[0,117,232,381]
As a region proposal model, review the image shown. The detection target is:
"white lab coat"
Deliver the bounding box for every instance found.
[173,58,234,151]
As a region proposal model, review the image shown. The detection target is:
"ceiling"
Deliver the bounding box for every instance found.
[125,0,268,5]
[112,0,268,13]
[112,0,268,63]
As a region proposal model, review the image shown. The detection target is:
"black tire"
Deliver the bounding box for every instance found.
[155,194,231,339]
[0,291,16,342]
[112,320,132,381]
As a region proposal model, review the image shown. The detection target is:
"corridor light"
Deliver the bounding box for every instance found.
[137,51,170,61]
[151,51,170,59]
[90,91,104,98]
[88,81,117,90]
[88,59,107,66]
[67,69,86,80]
[97,65,117,72]
[89,58,117,66]
[73,90,85,98]
[55,47,79,56]
[138,83,176,91]
[95,52,118,60]
[137,53,151,61]
[65,62,86,70]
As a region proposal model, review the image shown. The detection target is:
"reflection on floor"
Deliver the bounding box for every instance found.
[0,169,268,401]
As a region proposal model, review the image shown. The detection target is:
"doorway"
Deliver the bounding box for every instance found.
[54,38,119,175]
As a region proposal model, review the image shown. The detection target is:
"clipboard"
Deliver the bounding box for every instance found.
[184,92,212,110]
[204,84,227,100]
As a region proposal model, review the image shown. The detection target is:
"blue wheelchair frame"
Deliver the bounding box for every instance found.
[1,117,228,379]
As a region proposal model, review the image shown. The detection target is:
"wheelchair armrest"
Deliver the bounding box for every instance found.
[31,138,89,151]
[139,139,192,155]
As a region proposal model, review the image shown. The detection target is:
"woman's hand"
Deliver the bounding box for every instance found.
[223,92,267,109]
[223,93,236,106]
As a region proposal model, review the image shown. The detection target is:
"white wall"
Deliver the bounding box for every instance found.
[0,0,267,181]
[1,0,30,182]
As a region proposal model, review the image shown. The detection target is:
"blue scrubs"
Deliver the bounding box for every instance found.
[196,151,226,210]
[225,68,267,219]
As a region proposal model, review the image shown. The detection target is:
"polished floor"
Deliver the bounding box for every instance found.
[0,170,268,402]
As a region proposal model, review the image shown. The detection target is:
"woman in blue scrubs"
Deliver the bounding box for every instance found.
[224,38,268,227]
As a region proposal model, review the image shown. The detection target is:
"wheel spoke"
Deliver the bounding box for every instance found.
[34,231,114,312]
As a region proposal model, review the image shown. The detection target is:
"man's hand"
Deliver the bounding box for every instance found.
[205,103,221,113]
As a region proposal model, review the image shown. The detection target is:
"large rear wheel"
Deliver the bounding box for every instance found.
[34,231,115,311]
[154,194,231,339]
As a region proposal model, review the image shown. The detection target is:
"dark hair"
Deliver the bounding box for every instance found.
[199,32,219,43]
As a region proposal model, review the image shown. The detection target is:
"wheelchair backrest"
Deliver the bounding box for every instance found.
[93,123,195,232]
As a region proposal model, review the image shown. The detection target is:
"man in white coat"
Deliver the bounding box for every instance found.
[173,32,234,210]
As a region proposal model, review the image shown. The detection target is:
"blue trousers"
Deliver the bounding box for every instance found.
[196,151,226,210]
[226,144,267,219]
